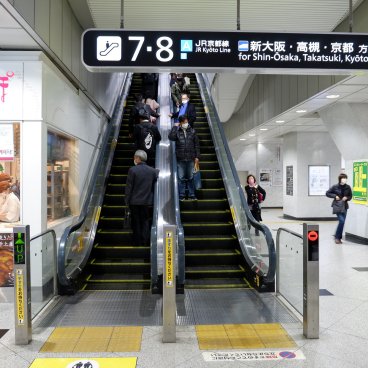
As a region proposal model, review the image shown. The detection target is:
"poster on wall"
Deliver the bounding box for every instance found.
[0,231,14,287]
[308,166,330,196]
[286,166,293,196]
[259,169,271,187]
[272,169,283,186]
[0,124,14,161]
[352,161,368,204]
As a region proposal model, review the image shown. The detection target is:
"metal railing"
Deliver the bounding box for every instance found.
[30,229,57,319]
[57,73,132,291]
[196,73,276,287]
[276,227,303,315]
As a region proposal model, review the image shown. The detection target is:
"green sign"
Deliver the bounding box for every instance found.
[353,161,368,204]
[14,232,26,265]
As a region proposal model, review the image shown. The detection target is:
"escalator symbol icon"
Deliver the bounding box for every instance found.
[97,36,122,61]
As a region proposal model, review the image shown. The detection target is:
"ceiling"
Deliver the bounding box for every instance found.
[1,0,367,148]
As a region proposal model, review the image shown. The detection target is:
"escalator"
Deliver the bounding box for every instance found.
[180,74,252,289]
[80,73,152,291]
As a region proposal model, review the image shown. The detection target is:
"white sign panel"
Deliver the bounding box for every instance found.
[0,124,14,160]
[259,169,272,187]
[203,350,306,362]
[0,62,23,121]
[309,165,330,196]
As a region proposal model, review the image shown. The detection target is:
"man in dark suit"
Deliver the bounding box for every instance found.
[125,150,159,246]
[169,92,197,128]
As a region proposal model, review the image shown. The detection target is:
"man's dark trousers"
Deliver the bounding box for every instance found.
[130,205,150,246]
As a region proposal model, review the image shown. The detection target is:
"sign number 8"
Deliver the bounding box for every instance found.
[156,36,174,62]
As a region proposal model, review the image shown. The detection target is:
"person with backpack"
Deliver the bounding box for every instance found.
[168,115,200,201]
[133,110,161,167]
[244,174,266,236]
[129,94,159,137]
[171,74,190,110]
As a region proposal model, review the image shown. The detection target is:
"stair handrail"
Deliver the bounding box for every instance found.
[196,73,276,286]
[58,73,133,290]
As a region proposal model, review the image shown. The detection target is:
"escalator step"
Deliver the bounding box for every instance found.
[185,278,251,289]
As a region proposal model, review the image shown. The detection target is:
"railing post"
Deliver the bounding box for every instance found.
[303,223,319,338]
[13,225,32,345]
[162,225,176,343]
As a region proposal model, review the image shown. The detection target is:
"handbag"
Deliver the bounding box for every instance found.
[123,207,131,229]
[193,163,202,190]
[332,200,346,214]
[258,191,264,203]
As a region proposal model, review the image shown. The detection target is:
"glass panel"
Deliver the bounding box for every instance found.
[277,230,303,314]
[47,132,75,222]
[0,122,21,224]
[30,231,57,318]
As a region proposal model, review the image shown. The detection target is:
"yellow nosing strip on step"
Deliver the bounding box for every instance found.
[40,326,143,353]
[29,358,137,368]
[196,323,297,350]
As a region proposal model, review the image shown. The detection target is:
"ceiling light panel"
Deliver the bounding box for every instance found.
[87,0,121,28]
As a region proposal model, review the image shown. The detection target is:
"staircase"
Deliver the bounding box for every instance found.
[180,74,252,289]
[81,74,152,291]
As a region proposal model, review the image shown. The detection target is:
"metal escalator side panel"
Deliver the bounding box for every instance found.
[58,73,133,291]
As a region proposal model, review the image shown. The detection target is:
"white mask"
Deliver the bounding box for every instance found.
[181,123,189,129]
[340,178,347,185]
[182,99,189,104]
[133,159,138,166]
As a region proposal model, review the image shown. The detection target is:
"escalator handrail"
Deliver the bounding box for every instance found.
[167,77,185,286]
[196,73,276,284]
[58,73,132,286]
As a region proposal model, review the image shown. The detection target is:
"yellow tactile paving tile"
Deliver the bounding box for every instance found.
[80,327,113,339]
[74,338,110,352]
[196,323,297,350]
[40,326,143,353]
[107,338,141,352]
[46,327,84,340]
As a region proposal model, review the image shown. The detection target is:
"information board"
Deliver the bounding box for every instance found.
[353,161,368,204]
[82,30,368,72]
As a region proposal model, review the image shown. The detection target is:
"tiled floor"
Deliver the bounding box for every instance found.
[1,209,368,367]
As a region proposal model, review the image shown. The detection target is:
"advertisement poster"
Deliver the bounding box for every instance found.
[308,166,330,196]
[0,232,14,287]
[272,169,283,186]
[353,161,368,204]
[286,166,293,196]
[259,169,271,187]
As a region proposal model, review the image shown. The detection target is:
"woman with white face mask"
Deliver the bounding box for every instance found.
[326,173,352,244]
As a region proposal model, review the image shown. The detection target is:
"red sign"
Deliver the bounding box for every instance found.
[0,71,14,103]
[308,230,318,242]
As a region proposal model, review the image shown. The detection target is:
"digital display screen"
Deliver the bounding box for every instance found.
[307,230,319,262]
[82,29,368,71]
[14,232,26,265]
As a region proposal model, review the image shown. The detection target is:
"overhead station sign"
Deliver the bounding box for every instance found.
[82,29,368,72]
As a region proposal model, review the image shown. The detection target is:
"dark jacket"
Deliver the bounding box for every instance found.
[133,121,162,155]
[168,125,200,161]
[172,102,197,127]
[125,162,159,206]
[245,185,266,207]
[326,183,352,209]
[129,102,159,134]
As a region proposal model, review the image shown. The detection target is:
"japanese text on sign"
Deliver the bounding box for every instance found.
[165,232,173,287]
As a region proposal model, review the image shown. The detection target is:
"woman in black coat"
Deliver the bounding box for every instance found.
[326,173,352,244]
[244,174,266,235]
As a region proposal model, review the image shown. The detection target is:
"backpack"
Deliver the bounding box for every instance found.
[138,124,155,154]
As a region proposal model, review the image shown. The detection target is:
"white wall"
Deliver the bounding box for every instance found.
[231,142,283,207]
[283,132,342,218]
[319,103,368,239]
